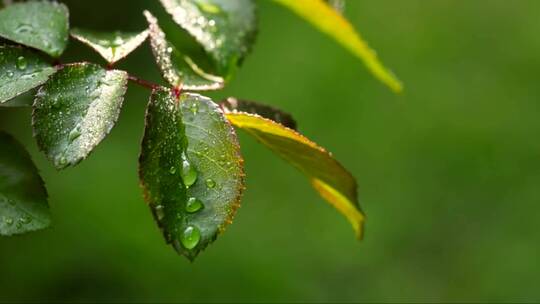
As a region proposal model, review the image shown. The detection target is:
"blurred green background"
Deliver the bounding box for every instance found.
[2,0,540,302]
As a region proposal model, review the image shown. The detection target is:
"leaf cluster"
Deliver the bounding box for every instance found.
[0,0,401,260]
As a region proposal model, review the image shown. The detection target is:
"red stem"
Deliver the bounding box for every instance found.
[128,74,160,90]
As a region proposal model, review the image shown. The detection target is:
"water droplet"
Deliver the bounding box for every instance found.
[181,156,197,187]
[3,217,13,226]
[169,166,177,174]
[6,70,14,78]
[154,204,165,221]
[16,56,27,70]
[205,178,216,189]
[19,215,31,224]
[68,126,81,141]
[56,155,68,167]
[15,24,33,34]
[189,102,199,114]
[186,197,204,213]
[179,225,201,249]
[198,2,221,14]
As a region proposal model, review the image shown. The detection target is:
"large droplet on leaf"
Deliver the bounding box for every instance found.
[179,225,201,250]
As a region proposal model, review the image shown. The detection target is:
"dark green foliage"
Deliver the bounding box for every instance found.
[139,89,244,260]
[32,63,127,169]
[0,1,69,57]
[144,10,224,90]
[0,131,50,236]
[70,28,149,64]
[0,45,56,105]
[0,0,398,261]
[159,0,257,76]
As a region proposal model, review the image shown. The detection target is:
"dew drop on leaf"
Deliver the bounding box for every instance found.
[16,56,27,70]
[154,204,165,221]
[181,154,198,187]
[205,178,216,189]
[179,225,201,249]
[3,217,13,226]
[186,197,203,213]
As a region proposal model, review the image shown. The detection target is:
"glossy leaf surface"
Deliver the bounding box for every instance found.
[0,45,56,105]
[32,63,127,169]
[159,0,257,75]
[144,10,224,90]
[139,89,244,260]
[0,131,50,236]
[0,1,69,57]
[70,28,149,64]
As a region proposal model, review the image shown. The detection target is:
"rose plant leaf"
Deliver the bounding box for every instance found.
[0,131,51,236]
[139,88,244,260]
[144,10,224,91]
[158,0,257,76]
[32,62,128,169]
[70,28,149,64]
[0,1,69,57]
[0,44,56,106]
[220,97,297,130]
[225,111,364,238]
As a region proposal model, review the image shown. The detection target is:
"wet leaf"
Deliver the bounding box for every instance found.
[272,0,402,93]
[220,97,297,130]
[139,89,244,260]
[0,1,69,57]
[144,10,224,91]
[0,45,56,106]
[70,28,149,64]
[225,111,364,238]
[0,131,50,236]
[158,0,257,75]
[32,63,127,169]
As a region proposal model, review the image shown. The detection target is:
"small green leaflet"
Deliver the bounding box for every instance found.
[0,1,69,57]
[220,97,297,130]
[0,45,56,106]
[70,28,149,64]
[32,63,127,169]
[144,10,224,91]
[139,89,244,260]
[0,131,50,236]
[158,0,257,75]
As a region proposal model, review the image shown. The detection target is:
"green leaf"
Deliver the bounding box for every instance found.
[0,131,50,236]
[158,0,257,75]
[271,0,402,93]
[32,62,127,169]
[0,1,69,57]
[70,28,149,64]
[0,44,56,106]
[220,97,297,130]
[225,111,364,238]
[139,88,244,260]
[144,10,224,91]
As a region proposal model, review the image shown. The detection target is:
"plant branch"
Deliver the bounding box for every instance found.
[128,74,160,91]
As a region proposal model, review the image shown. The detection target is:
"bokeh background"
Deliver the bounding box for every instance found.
[2,0,540,302]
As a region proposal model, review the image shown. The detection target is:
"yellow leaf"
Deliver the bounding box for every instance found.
[272,0,403,93]
[226,112,365,239]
